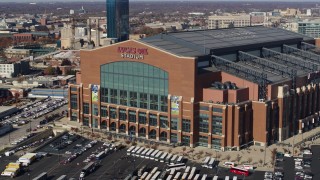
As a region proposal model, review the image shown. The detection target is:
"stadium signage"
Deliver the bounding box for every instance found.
[118,47,148,60]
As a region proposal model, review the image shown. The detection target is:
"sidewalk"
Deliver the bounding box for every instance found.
[55,118,320,172]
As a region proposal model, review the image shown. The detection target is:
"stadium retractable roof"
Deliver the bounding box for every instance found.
[141,26,313,57]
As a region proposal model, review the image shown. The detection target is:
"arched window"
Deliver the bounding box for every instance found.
[110,122,116,131]
[160,131,167,141]
[101,121,107,129]
[138,127,146,137]
[119,124,126,133]
[149,129,157,139]
[129,126,136,136]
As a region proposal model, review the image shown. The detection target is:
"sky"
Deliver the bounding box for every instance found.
[2,0,320,2]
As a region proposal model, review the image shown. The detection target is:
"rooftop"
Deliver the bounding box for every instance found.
[141,26,313,57]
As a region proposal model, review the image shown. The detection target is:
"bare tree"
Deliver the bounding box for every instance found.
[236,154,242,164]
[247,157,252,164]
[226,154,231,161]
[259,159,263,166]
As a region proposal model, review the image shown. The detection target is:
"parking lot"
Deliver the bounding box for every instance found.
[0,132,271,180]
[0,97,68,148]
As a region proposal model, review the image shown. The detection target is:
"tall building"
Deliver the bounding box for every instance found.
[298,20,320,38]
[106,0,129,42]
[68,26,320,151]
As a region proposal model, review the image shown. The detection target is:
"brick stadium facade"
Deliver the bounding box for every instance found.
[68,27,320,151]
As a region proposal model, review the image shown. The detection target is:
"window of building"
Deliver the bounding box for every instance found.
[70,94,78,109]
[92,104,98,116]
[110,89,118,104]
[83,103,89,114]
[100,62,169,111]
[83,117,89,126]
[182,119,191,132]
[110,107,117,119]
[171,133,178,143]
[160,96,168,112]
[129,92,138,107]
[138,112,147,124]
[212,138,221,150]
[213,107,223,113]
[212,115,222,135]
[120,90,127,106]
[199,114,209,133]
[101,106,108,117]
[182,136,190,146]
[150,94,158,110]
[70,87,77,92]
[160,116,168,128]
[129,110,136,123]
[119,109,127,121]
[71,112,78,121]
[200,106,209,111]
[171,117,178,130]
[101,87,108,103]
[198,135,208,147]
[149,114,157,126]
[92,118,98,128]
[139,93,148,109]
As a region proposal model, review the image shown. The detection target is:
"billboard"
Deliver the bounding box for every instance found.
[91,85,99,102]
[171,96,180,115]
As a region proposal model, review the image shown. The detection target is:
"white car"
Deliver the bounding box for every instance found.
[284,153,292,157]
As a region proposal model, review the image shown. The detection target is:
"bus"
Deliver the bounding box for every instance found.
[169,168,176,175]
[173,172,181,180]
[140,172,148,180]
[131,147,141,156]
[187,167,196,180]
[138,165,147,177]
[136,147,145,157]
[127,146,135,156]
[181,173,188,180]
[155,151,163,161]
[185,166,191,173]
[170,155,178,164]
[201,174,207,180]
[193,174,200,180]
[151,171,161,180]
[230,167,249,176]
[202,157,210,167]
[208,158,215,169]
[145,149,154,159]
[32,172,47,180]
[165,154,173,163]
[166,163,186,172]
[56,175,67,180]
[96,151,106,160]
[176,156,183,164]
[150,150,159,160]
[242,164,254,170]
[159,171,167,180]
[141,148,150,158]
[166,175,173,180]
[160,152,168,162]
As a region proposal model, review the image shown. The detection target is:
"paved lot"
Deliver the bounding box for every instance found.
[0,99,67,148]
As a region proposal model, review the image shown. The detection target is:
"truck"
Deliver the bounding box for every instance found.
[1,163,21,178]
[79,161,98,180]
[18,153,37,166]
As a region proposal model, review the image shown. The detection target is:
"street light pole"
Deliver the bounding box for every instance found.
[263,131,268,165]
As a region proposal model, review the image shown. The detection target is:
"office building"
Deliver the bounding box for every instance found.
[298,20,320,38]
[106,0,129,42]
[68,26,320,151]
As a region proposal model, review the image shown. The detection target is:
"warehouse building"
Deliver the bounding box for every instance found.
[68,26,320,151]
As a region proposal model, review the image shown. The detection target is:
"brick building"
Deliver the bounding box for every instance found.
[68,26,320,151]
